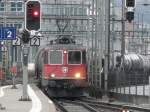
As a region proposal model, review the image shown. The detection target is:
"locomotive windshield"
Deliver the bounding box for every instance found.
[68,51,81,64]
[49,50,63,64]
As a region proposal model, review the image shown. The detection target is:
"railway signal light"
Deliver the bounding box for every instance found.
[125,0,136,8]
[125,0,136,23]
[25,0,41,31]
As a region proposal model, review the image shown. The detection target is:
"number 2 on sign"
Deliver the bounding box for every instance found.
[14,38,19,45]
[7,31,12,38]
[33,38,37,45]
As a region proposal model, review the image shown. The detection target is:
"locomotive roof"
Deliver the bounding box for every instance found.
[42,44,86,50]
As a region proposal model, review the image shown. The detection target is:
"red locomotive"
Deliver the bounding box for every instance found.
[34,37,87,97]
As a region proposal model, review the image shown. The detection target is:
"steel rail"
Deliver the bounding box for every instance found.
[52,99,100,112]
[53,99,69,112]
[80,98,150,112]
[63,100,99,112]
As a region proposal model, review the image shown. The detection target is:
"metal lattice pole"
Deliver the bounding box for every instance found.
[121,0,125,56]
[91,0,94,86]
[103,0,110,100]
[111,0,115,68]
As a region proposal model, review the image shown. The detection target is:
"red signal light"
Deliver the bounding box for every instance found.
[25,0,41,31]
[33,11,39,17]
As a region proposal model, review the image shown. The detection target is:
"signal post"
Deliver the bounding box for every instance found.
[20,0,41,101]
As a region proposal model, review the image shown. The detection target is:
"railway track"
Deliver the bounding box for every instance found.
[80,97,150,112]
[41,80,150,112]
[53,98,124,112]
[53,99,100,112]
[53,97,150,112]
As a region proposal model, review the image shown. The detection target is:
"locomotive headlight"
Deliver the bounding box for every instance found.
[75,73,81,78]
[50,74,56,78]
[64,50,67,53]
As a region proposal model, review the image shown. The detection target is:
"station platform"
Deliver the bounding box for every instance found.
[0,84,56,112]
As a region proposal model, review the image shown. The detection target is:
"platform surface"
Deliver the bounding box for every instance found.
[0,84,56,112]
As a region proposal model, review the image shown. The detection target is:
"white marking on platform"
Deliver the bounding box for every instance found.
[0,85,11,97]
[48,100,53,104]
[28,85,42,112]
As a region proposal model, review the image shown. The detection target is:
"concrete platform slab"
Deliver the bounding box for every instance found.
[0,84,56,112]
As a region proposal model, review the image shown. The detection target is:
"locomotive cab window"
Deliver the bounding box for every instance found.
[49,50,63,64]
[43,51,48,64]
[68,51,81,64]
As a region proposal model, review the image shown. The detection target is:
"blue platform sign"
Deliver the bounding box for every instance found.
[0,27,16,40]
